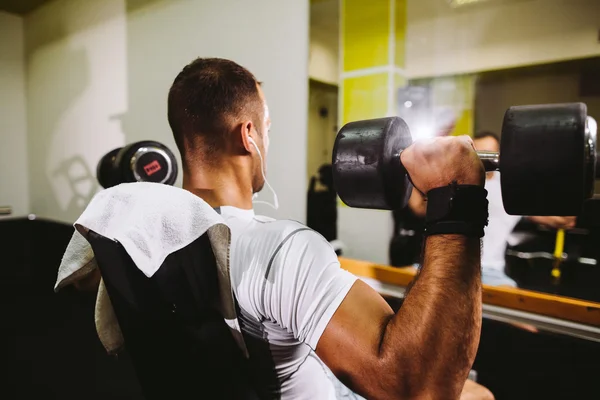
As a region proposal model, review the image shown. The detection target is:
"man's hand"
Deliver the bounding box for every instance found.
[527,216,577,230]
[408,187,427,218]
[460,380,495,400]
[401,136,485,194]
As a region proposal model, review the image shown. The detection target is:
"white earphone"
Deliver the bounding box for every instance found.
[248,135,279,210]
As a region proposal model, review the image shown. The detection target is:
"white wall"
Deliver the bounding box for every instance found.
[309,0,339,85]
[25,0,309,223]
[0,11,29,217]
[310,25,339,85]
[406,0,600,78]
[25,0,127,223]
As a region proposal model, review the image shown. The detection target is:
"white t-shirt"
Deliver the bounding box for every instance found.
[481,173,521,280]
[219,206,359,399]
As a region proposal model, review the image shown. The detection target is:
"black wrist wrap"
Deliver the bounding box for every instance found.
[424,182,489,238]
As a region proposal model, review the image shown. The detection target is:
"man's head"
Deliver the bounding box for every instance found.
[473,131,500,180]
[472,131,500,153]
[168,58,271,193]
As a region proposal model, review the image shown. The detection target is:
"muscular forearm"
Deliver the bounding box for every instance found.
[380,235,482,398]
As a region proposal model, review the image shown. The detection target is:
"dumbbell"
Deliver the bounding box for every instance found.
[97,141,178,189]
[332,103,598,216]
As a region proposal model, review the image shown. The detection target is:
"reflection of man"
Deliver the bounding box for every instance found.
[473,131,576,286]
[397,131,576,286]
[307,164,338,243]
[390,187,426,267]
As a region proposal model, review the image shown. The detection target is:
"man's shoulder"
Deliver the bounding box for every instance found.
[235,217,330,258]
[250,217,324,242]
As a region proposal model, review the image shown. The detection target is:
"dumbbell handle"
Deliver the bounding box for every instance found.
[477,151,500,171]
[395,150,500,175]
[476,151,600,176]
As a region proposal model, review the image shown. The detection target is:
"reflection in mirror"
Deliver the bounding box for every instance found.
[308,0,600,302]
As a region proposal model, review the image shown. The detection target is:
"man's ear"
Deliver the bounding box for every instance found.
[238,120,254,153]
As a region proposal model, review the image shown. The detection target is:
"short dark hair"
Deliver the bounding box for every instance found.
[167,58,263,163]
[473,130,500,144]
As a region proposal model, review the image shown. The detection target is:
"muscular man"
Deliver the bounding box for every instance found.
[168,58,492,399]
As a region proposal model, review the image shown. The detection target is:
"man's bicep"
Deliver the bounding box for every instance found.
[315,280,395,391]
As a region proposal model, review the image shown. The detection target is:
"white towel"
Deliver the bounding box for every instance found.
[55,182,247,356]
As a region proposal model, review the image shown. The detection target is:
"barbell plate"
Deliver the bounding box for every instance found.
[500,103,588,216]
[332,117,413,210]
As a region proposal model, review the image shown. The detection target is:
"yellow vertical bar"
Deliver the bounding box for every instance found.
[342,0,390,72]
[342,73,390,124]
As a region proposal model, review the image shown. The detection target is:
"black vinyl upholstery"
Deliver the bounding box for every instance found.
[87,230,259,400]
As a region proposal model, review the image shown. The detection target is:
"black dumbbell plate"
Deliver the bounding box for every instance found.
[500,103,588,216]
[332,117,413,210]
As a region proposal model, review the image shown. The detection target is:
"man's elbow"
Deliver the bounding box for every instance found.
[385,381,467,400]
[373,356,466,400]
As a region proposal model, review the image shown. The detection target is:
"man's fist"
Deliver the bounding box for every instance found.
[400,136,485,194]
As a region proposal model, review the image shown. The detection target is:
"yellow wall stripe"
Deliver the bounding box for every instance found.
[342,0,390,72]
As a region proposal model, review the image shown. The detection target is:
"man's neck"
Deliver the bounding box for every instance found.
[183,163,254,210]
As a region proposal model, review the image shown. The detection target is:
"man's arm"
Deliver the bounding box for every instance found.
[316,136,485,399]
[526,216,576,230]
[317,236,481,399]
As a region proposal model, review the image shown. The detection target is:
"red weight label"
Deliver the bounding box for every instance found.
[143,160,162,176]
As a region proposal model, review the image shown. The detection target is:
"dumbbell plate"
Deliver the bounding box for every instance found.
[131,146,174,184]
[500,103,588,216]
[332,117,413,210]
[117,141,178,186]
[96,147,122,189]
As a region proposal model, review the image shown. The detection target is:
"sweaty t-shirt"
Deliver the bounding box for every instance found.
[218,206,359,399]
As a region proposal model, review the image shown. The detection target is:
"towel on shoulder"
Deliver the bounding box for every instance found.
[55,182,246,356]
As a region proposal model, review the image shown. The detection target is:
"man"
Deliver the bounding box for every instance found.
[168,58,492,399]
[472,131,576,286]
